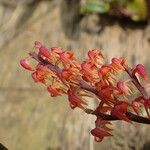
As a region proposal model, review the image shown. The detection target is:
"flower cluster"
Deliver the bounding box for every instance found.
[20,41,150,142]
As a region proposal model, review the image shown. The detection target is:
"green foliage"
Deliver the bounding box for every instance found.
[126,0,148,21]
[80,0,148,22]
[80,0,110,14]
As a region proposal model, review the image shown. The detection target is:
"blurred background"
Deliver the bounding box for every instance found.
[0,0,150,149]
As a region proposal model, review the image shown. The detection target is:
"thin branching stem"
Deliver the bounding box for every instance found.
[124,64,149,99]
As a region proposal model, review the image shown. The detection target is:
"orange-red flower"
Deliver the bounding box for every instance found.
[20,41,150,143]
[111,101,131,122]
[47,85,66,97]
[134,64,148,80]
[32,65,50,83]
[20,59,34,71]
[51,47,63,54]
[116,81,131,97]
[91,128,112,142]
[38,46,53,62]
[67,88,87,109]
[111,58,125,71]
[34,41,43,48]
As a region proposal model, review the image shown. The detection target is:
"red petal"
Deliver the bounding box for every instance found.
[135,64,148,80]
[117,82,126,92]
[67,89,87,109]
[20,59,34,71]
[81,63,93,75]
[111,58,125,70]
[34,41,43,48]
[114,101,130,113]
[88,49,103,59]
[51,47,62,54]
[91,128,111,139]
[111,109,131,123]
[99,65,111,77]
[47,86,61,97]
[39,47,53,61]
[59,51,75,64]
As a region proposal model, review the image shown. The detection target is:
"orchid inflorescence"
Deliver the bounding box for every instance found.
[20,41,150,142]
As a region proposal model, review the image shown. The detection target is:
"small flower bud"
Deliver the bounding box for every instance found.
[20,59,34,71]
[34,41,43,48]
[39,47,53,61]
[135,64,148,80]
[91,128,111,142]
